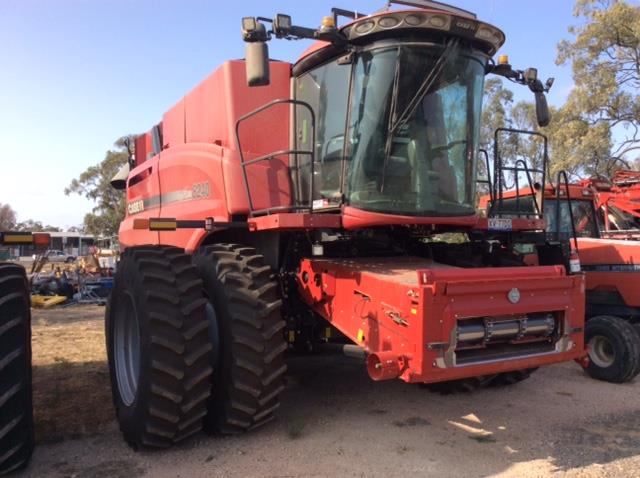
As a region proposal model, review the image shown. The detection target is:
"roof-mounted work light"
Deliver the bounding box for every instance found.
[273,14,292,37]
[242,17,269,42]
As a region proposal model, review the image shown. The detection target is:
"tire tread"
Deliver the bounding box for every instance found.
[193,244,286,434]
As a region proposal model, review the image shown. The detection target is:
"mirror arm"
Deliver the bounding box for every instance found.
[487,62,553,127]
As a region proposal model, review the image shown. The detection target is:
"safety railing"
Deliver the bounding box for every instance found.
[235,99,316,216]
[489,128,548,219]
[477,148,494,205]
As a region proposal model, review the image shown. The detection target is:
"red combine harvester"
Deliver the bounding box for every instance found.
[479,167,640,383]
[108,1,586,449]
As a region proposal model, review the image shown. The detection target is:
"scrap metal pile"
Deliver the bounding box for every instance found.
[0,232,117,308]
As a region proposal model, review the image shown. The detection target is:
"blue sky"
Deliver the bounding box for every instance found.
[0,0,599,228]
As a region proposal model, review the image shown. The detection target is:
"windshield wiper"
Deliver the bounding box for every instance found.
[380,38,460,193]
[389,37,460,135]
[380,48,403,193]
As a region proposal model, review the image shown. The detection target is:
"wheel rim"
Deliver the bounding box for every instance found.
[588,334,615,368]
[114,292,141,406]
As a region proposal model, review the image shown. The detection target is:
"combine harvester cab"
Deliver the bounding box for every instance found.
[109,0,586,450]
[479,140,640,383]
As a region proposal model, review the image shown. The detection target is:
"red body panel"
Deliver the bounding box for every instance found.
[120,60,293,250]
[297,257,584,383]
[578,237,640,308]
[134,133,152,166]
[248,213,342,231]
[120,156,161,247]
[343,206,546,230]
[157,143,227,248]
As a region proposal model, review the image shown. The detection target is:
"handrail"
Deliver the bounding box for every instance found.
[235,99,316,216]
[477,149,494,205]
[512,158,542,218]
[490,127,548,219]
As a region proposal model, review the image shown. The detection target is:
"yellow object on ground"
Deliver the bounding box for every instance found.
[31,295,67,309]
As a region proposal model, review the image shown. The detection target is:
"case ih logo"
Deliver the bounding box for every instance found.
[127,199,144,215]
[507,288,521,304]
[126,182,211,216]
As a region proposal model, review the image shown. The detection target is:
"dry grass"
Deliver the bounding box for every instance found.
[31,305,114,443]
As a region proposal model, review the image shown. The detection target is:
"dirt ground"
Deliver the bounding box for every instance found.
[18,306,640,477]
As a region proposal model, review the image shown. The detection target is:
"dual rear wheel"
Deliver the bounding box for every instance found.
[106,244,286,449]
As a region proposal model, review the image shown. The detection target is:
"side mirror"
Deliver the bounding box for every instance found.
[534,91,550,127]
[110,162,130,191]
[245,41,270,86]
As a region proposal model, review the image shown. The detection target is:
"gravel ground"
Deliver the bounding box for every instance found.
[17,306,640,478]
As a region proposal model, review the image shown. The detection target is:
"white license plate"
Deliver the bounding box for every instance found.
[488,218,513,231]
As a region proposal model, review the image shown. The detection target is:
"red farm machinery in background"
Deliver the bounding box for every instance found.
[578,170,640,234]
[107,1,586,450]
[478,137,640,384]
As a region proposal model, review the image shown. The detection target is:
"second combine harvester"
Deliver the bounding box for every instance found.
[108,1,586,449]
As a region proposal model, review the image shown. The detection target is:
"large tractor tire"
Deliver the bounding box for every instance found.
[106,246,212,449]
[192,244,286,434]
[0,263,34,475]
[584,315,640,383]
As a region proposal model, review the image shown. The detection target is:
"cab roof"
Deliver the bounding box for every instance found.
[295,6,505,73]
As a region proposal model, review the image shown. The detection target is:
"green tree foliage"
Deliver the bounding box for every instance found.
[480,78,514,152]
[0,203,17,231]
[479,79,513,193]
[480,79,548,191]
[0,203,61,232]
[14,220,61,232]
[65,136,133,237]
[555,0,640,176]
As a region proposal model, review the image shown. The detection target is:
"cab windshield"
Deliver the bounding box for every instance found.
[295,42,486,217]
[545,199,600,238]
[346,44,486,216]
